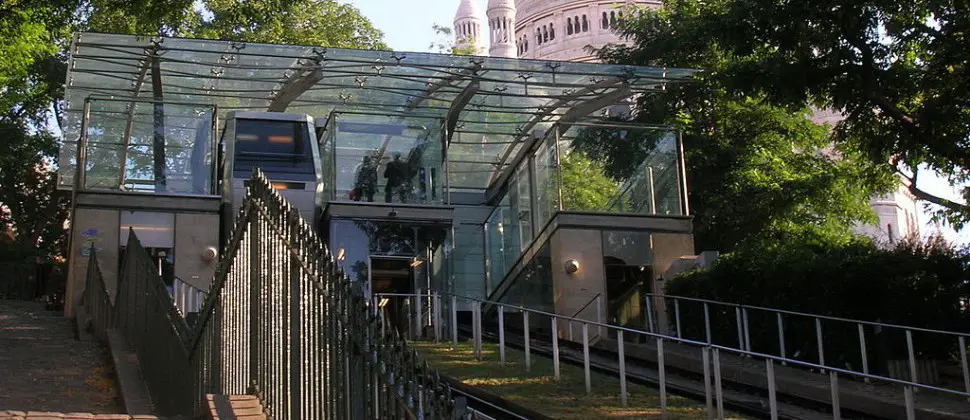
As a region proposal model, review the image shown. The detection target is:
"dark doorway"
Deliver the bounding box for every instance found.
[371,256,414,337]
[604,257,652,335]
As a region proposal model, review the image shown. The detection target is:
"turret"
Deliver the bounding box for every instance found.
[486,0,517,58]
[454,0,484,55]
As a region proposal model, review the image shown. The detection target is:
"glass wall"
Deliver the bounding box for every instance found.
[328,112,443,205]
[452,223,486,300]
[77,98,217,194]
[496,241,553,312]
[558,125,683,216]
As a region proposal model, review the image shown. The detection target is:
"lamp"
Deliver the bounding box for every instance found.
[564,259,580,274]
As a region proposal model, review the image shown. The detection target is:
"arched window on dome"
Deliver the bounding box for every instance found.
[542,25,548,43]
[536,28,542,45]
[610,11,617,29]
[550,23,555,40]
[566,17,574,35]
[582,15,589,32]
[602,12,609,29]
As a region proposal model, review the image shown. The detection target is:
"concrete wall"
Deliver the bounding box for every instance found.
[550,228,606,337]
[66,208,120,317]
[174,213,221,290]
[649,233,696,334]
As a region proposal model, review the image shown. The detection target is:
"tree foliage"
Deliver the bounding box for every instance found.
[0,0,387,262]
[429,24,480,55]
[605,0,970,228]
[599,2,899,252]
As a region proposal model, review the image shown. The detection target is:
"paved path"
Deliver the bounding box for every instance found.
[0,300,122,413]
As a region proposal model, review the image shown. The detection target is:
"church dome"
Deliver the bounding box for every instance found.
[487,0,516,11]
[454,0,480,20]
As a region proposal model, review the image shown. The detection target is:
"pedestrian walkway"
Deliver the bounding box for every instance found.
[0,300,122,413]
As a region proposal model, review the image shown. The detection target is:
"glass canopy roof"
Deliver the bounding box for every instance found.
[59,32,696,191]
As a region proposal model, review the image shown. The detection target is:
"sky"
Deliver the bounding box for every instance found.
[347,0,969,245]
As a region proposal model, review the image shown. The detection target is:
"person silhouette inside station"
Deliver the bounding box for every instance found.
[353,155,377,202]
[383,152,409,203]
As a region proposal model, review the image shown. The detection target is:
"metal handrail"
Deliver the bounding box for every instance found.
[412,290,970,419]
[644,292,970,337]
[569,293,602,319]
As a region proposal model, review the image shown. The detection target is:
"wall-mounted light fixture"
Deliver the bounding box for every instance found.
[202,247,218,262]
[564,259,580,274]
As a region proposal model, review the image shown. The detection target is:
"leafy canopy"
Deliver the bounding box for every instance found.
[605,0,970,228]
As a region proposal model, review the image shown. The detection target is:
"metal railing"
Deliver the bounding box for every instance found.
[80,170,471,419]
[645,292,970,396]
[566,293,603,343]
[388,290,970,419]
[170,277,206,320]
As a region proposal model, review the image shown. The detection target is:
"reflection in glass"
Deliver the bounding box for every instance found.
[497,241,553,312]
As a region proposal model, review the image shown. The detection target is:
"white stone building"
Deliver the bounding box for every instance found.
[455,0,920,246]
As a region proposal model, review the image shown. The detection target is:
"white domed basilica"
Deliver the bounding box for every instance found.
[454,0,660,62]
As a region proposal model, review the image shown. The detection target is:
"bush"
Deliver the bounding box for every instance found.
[666,236,970,371]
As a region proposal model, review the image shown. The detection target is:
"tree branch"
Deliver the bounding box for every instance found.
[897,169,969,213]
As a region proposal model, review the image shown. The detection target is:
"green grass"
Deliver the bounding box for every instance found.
[413,340,740,419]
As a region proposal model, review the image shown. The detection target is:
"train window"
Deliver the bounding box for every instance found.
[233,119,315,178]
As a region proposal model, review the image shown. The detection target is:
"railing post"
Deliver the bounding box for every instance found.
[498,305,506,367]
[596,294,604,338]
[702,347,713,420]
[524,310,532,372]
[583,323,591,394]
[959,336,969,401]
[415,291,423,340]
[703,303,712,344]
[735,306,744,351]
[552,316,560,380]
[288,214,303,419]
[742,307,751,354]
[830,372,841,420]
[906,330,918,385]
[767,359,778,420]
[777,313,787,365]
[816,318,825,372]
[858,324,870,383]
[904,385,916,420]
[713,348,724,419]
[657,337,667,417]
[432,292,440,342]
[450,295,457,346]
[473,301,482,361]
[618,330,627,408]
[674,299,682,338]
[249,211,260,394]
[645,296,655,333]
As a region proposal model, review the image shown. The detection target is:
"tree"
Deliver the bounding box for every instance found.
[603,0,970,228]
[597,3,898,252]
[429,24,480,55]
[559,151,618,211]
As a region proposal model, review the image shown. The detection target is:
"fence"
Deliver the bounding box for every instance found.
[80,170,470,419]
[0,260,65,301]
[384,290,970,419]
[645,292,970,396]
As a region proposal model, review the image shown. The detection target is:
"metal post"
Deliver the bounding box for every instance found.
[704,303,712,344]
[450,295,457,346]
[816,318,826,371]
[498,305,506,367]
[596,294,604,338]
[524,311,531,372]
[583,323,591,394]
[906,330,918,384]
[960,336,969,401]
[552,317,561,380]
[702,347,713,419]
[473,301,482,361]
[735,307,744,350]
[777,313,787,365]
[568,320,574,342]
[767,360,778,420]
[858,324,870,383]
[713,348,724,419]
[415,292,423,340]
[657,337,667,417]
[830,372,841,420]
[674,299,682,338]
[742,308,751,353]
[432,293,440,342]
[618,330,627,408]
[904,386,916,420]
[648,166,657,214]
[646,296,655,333]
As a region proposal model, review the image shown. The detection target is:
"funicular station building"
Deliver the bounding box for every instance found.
[59,33,696,335]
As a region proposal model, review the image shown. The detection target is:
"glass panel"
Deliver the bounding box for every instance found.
[533,134,560,231]
[559,124,683,215]
[514,164,533,246]
[232,118,314,178]
[499,194,519,268]
[452,223,485,300]
[497,240,553,312]
[79,98,216,194]
[485,207,507,296]
[332,114,443,204]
